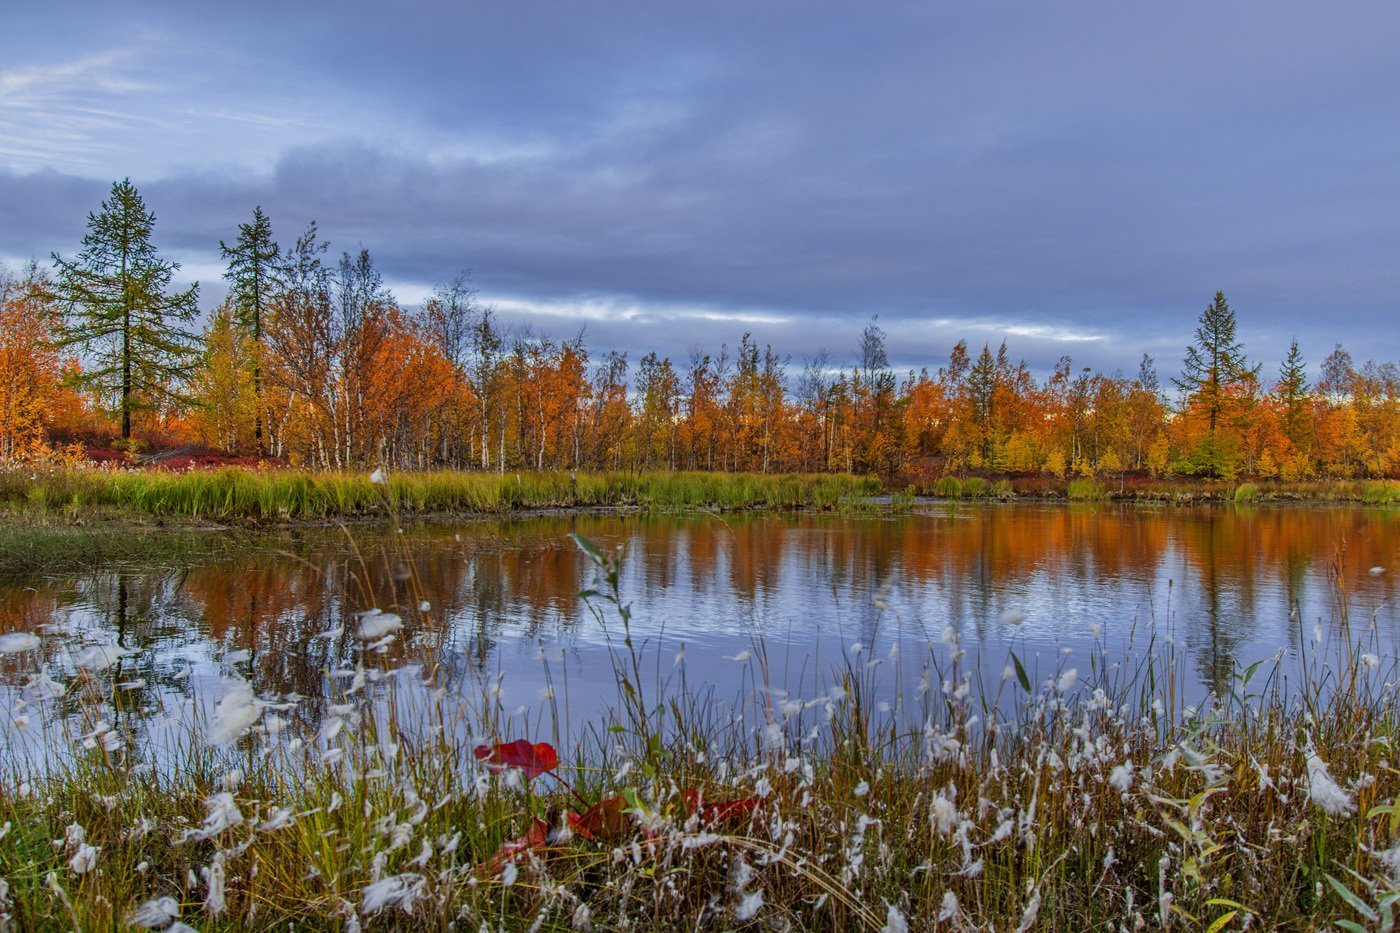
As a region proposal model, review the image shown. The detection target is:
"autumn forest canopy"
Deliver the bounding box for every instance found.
[2,179,1397,481]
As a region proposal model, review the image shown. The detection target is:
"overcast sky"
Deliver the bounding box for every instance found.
[3,1,1397,381]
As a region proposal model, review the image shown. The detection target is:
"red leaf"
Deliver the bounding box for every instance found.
[474,740,559,779]
[682,789,763,826]
[485,817,550,874]
[569,796,629,842]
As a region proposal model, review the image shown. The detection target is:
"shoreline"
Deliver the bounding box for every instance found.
[0,490,1392,578]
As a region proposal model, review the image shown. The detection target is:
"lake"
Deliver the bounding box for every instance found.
[1,502,1396,764]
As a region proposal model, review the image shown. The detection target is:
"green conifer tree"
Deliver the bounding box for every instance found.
[1275,338,1310,450]
[1174,292,1259,433]
[220,206,281,454]
[50,179,199,442]
[1173,291,1260,476]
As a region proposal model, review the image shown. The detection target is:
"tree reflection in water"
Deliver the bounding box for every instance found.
[0,504,1394,762]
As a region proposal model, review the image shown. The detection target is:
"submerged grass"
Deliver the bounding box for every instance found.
[0,467,881,523]
[1,536,1398,930]
[0,517,286,577]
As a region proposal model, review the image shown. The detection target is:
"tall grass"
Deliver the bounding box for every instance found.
[1233,481,1261,502]
[1,536,1397,929]
[1066,477,1108,500]
[0,467,881,522]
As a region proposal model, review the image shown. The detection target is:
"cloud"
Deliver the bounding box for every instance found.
[2,1,1398,381]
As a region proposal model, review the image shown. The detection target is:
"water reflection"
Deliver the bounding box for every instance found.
[1,504,1396,758]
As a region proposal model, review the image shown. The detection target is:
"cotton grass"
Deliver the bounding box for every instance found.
[0,536,1397,931]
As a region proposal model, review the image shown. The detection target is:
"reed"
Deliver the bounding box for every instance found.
[0,466,881,523]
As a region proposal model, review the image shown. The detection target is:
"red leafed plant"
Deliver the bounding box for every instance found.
[474,741,765,876]
[474,739,560,779]
[682,789,763,826]
[569,796,630,842]
[487,817,550,873]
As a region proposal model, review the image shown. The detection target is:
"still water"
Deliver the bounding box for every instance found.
[1,503,1396,762]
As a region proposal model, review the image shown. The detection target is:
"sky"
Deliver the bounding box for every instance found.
[2,1,1398,383]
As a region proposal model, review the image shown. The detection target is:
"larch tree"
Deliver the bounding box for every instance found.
[1275,338,1310,451]
[1173,291,1260,476]
[50,179,199,443]
[220,206,280,454]
[1174,291,1259,435]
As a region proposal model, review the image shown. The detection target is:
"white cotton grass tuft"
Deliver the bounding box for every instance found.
[1014,887,1043,933]
[724,650,751,663]
[882,903,909,933]
[1305,748,1355,816]
[1369,565,1385,575]
[1110,761,1134,792]
[0,632,39,655]
[362,873,425,915]
[938,890,960,922]
[999,609,1025,626]
[203,854,227,918]
[127,895,180,928]
[356,609,403,641]
[180,792,244,842]
[259,807,296,832]
[1361,653,1381,670]
[733,890,764,921]
[205,680,262,746]
[369,467,387,485]
[1055,668,1078,694]
[68,843,99,874]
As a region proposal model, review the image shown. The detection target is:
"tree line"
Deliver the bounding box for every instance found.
[2,179,1397,480]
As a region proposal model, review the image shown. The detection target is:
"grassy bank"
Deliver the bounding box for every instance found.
[0,467,881,523]
[1,467,1395,526]
[912,473,1400,504]
[1,538,1397,930]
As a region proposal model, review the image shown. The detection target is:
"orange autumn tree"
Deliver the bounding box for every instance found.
[22,183,1400,481]
[0,263,75,461]
[189,300,259,453]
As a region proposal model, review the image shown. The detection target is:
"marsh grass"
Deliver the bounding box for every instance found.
[0,467,880,523]
[1066,478,1109,501]
[1100,477,1400,504]
[0,518,289,578]
[1,535,1398,930]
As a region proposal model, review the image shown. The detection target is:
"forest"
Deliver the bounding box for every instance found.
[2,180,1397,482]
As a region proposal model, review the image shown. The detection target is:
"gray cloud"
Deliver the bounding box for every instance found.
[3,1,1398,383]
